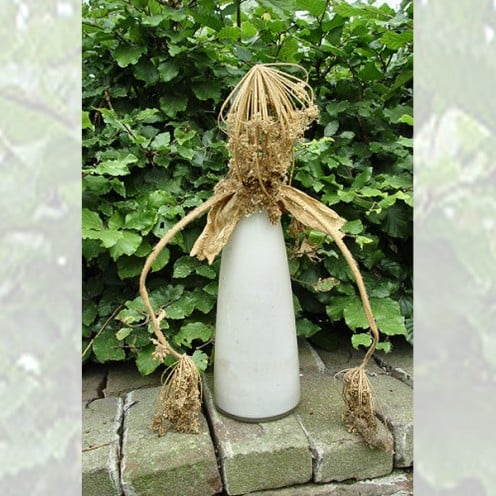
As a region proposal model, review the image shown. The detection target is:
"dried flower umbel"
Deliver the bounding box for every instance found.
[140,63,391,450]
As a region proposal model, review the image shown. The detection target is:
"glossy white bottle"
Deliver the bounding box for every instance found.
[214,211,300,421]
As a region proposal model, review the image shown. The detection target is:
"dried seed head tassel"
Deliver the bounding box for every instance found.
[151,346,202,435]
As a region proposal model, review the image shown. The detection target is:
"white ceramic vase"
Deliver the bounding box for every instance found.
[213,211,300,421]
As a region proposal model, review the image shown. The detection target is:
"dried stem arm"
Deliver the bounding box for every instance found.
[139,195,222,360]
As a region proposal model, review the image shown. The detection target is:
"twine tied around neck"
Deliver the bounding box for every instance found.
[139,63,392,451]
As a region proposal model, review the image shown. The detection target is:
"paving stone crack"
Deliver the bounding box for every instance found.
[295,413,322,482]
[108,396,125,496]
[201,400,227,494]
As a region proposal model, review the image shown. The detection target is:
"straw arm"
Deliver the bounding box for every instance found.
[139,195,222,359]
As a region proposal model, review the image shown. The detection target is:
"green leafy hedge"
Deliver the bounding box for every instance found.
[82,0,413,374]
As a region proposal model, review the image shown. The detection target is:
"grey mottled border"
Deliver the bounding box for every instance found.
[0,1,81,494]
[415,0,496,494]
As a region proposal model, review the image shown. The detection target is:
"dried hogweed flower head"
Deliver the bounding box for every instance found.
[212,64,319,220]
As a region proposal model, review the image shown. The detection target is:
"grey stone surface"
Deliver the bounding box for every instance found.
[203,374,313,495]
[295,374,393,483]
[374,341,413,387]
[247,470,413,495]
[121,387,222,496]
[82,397,122,496]
[82,341,413,495]
[105,362,162,396]
[370,375,413,468]
[82,363,107,402]
[298,338,326,375]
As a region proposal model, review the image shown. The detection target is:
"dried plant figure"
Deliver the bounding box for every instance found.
[139,63,391,450]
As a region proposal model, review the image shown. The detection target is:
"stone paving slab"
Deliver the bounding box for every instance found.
[295,374,393,483]
[203,374,313,495]
[374,340,413,388]
[121,387,222,496]
[370,376,413,468]
[82,337,413,495]
[105,362,162,397]
[82,397,122,496]
[298,338,326,374]
[247,470,413,495]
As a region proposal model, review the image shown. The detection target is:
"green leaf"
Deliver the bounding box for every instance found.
[83,176,112,194]
[343,299,369,330]
[133,58,159,85]
[324,121,339,137]
[380,30,413,50]
[219,27,241,41]
[82,301,98,326]
[158,61,180,82]
[296,318,321,338]
[159,94,188,118]
[135,108,161,123]
[384,203,411,238]
[173,257,198,278]
[193,10,224,30]
[136,345,161,375]
[342,297,407,336]
[376,341,392,353]
[151,247,170,272]
[359,61,383,81]
[113,45,146,67]
[326,296,355,321]
[174,322,212,347]
[93,330,126,362]
[296,0,326,17]
[258,0,296,16]
[313,277,340,292]
[241,21,258,39]
[166,295,196,319]
[116,256,143,279]
[83,239,102,261]
[142,14,164,27]
[96,230,124,248]
[189,288,216,314]
[371,299,407,336]
[398,114,413,126]
[195,264,217,279]
[172,255,215,279]
[342,219,363,234]
[82,111,94,131]
[279,37,300,62]
[124,210,157,234]
[116,327,132,341]
[151,132,171,150]
[82,209,103,233]
[109,231,142,260]
[398,136,413,148]
[192,350,209,372]
[334,2,390,19]
[203,281,218,296]
[351,333,372,350]
[192,81,222,101]
[93,154,138,176]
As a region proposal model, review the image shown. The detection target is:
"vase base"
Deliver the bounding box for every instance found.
[214,403,299,423]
